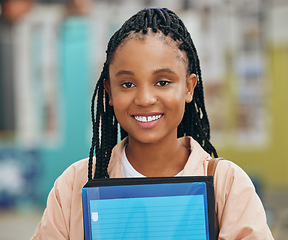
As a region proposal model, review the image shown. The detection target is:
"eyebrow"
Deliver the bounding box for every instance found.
[115,70,135,77]
[153,68,176,75]
[115,68,176,77]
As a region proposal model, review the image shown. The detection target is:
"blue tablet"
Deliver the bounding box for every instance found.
[82,177,216,240]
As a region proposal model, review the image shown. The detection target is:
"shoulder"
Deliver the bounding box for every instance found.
[63,158,90,177]
[45,158,91,219]
[53,158,91,194]
[60,158,89,179]
[206,158,257,212]
[212,159,258,218]
[214,159,253,186]
[32,158,91,239]
[211,159,255,195]
[211,159,273,238]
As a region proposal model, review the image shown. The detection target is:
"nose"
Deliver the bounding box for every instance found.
[133,85,157,106]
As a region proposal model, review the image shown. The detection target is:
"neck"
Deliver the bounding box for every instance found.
[125,135,190,177]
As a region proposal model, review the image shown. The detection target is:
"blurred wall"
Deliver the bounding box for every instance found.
[215,0,288,191]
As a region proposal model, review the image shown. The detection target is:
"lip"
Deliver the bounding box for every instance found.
[131,113,163,129]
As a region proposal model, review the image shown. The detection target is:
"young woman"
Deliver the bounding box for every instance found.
[32,8,274,239]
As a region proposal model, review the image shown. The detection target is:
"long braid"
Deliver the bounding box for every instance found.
[88,82,98,180]
[89,8,218,180]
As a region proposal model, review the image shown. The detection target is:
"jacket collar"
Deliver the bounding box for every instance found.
[107,136,210,178]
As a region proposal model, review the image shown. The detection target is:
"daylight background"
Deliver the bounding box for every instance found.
[0,0,288,239]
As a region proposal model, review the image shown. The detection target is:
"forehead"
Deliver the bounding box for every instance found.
[109,32,189,80]
[111,30,188,66]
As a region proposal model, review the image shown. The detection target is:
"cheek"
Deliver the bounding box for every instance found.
[110,91,132,116]
[163,92,186,119]
[112,102,127,127]
[165,85,187,107]
[168,88,187,120]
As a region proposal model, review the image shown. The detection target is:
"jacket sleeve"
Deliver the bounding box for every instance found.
[30,165,76,240]
[214,160,274,240]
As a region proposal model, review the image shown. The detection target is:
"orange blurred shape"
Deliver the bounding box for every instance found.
[2,0,34,22]
[66,0,92,16]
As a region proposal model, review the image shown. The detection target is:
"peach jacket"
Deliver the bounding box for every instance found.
[31,137,274,239]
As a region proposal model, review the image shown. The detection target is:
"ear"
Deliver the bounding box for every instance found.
[185,73,197,103]
[103,79,113,106]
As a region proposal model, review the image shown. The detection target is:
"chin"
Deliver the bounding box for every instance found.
[128,134,168,145]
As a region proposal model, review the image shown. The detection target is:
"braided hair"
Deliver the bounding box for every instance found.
[88,8,218,180]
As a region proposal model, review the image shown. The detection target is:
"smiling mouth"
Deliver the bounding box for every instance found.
[133,114,163,123]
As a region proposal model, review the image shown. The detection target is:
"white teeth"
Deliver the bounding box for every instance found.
[134,115,162,123]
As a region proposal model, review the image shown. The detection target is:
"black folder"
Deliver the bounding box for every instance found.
[82,176,216,240]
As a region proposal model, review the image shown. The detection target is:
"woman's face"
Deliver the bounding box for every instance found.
[105,32,197,145]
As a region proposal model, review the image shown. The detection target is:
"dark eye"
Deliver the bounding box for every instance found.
[156,80,170,87]
[121,82,135,88]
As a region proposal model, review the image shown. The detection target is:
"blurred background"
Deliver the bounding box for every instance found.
[0,0,287,239]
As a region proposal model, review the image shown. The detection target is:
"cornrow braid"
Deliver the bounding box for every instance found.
[88,8,218,180]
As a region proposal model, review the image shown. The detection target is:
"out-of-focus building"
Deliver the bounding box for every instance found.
[0,0,288,239]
